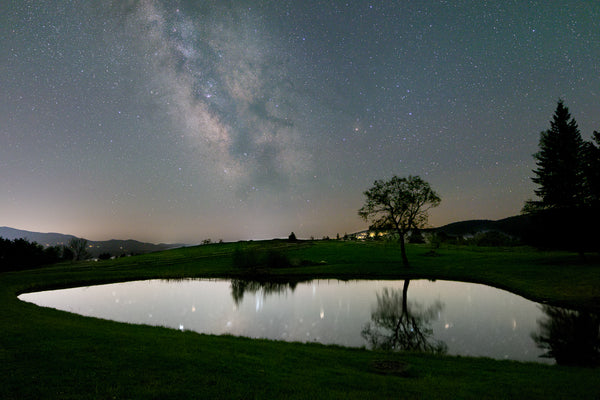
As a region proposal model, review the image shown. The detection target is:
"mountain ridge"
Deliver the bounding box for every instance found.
[0,227,187,257]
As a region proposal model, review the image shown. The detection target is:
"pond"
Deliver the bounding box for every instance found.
[18,279,599,365]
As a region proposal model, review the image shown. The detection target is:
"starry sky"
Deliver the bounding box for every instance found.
[1,1,599,244]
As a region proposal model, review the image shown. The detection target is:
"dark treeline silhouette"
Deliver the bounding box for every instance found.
[523,100,600,253]
[0,237,71,271]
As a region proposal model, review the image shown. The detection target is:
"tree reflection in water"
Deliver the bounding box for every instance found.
[532,305,600,366]
[362,280,447,354]
[230,279,298,306]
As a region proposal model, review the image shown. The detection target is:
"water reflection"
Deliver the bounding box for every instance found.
[230,279,298,306]
[18,279,555,363]
[361,280,447,354]
[532,306,600,366]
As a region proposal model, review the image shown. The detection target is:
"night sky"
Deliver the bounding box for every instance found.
[2,1,599,243]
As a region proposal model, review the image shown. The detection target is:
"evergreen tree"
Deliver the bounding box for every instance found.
[523,101,600,253]
[581,131,600,207]
[526,100,585,210]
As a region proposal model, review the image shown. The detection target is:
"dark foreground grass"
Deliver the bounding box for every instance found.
[1,241,599,399]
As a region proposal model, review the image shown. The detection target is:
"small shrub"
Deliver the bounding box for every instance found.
[233,247,293,270]
[408,229,425,244]
[429,233,442,249]
[232,247,260,269]
[266,250,291,268]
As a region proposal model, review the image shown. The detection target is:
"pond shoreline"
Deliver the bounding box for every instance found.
[10,241,600,312]
[19,278,554,364]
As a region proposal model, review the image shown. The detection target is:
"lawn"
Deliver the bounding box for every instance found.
[1,241,599,399]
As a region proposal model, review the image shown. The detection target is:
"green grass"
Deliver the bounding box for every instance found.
[1,241,599,399]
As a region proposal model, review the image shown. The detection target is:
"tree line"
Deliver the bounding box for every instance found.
[0,237,90,272]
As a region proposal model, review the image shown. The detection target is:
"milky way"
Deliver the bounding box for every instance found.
[127,1,313,191]
[1,1,599,242]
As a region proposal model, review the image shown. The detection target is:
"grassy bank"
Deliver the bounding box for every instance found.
[1,241,599,399]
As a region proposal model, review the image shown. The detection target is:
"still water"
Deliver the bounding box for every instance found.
[19,279,569,364]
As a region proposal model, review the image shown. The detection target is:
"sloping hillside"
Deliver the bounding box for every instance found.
[433,214,531,237]
[0,227,185,257]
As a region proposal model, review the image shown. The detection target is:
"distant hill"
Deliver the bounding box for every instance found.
[349,214,532,241]
[0,227,186,258]
[351,215,531,238]
[432,214,531,237]
[0,227,78,246]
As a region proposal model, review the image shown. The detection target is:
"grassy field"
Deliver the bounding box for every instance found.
[1,241,599,399]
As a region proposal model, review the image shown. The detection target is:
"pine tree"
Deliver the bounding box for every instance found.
[581,131,600,207]
[523,101,600,254]
[527,100,585,210]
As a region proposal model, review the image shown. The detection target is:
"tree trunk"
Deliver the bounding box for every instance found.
[399,233,409,267]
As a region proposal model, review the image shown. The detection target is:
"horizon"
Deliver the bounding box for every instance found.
[2,1,599,244]
[2,214,514,245]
